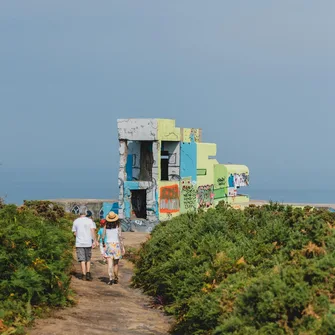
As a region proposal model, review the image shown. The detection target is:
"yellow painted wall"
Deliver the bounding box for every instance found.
[196,143,218,187]
[226,195,249,204]
[157,119,201,143]
[181,128,202,143]
[158,119,181,141]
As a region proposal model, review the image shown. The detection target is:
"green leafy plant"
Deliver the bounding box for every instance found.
[133,203,335,334]
[0,202,74,334]
[22,200,66,221]
[123,246,140,263]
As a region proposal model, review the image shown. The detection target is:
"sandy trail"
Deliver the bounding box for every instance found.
[28,233,172,335]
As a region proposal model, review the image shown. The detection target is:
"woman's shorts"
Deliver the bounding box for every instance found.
[76,247,92,262]
[104,242,122,260]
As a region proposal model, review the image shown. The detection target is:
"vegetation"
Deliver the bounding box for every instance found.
[0,201,74,334]
[132,202,335,334]
[123,246,140,263]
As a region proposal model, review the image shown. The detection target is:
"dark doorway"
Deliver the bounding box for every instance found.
[139,141,153,181]
[161,150,169,181]
[131,189,147,219]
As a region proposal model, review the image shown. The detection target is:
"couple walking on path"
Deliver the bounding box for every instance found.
[71,209,125,284]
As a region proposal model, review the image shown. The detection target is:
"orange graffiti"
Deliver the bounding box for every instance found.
[160,185,180,213]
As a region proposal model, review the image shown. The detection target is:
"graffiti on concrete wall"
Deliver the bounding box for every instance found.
[180,179,197,212]
[159,184,180,213]
[217,177,226,187]
[228,187,237,197]
[197,184,214,208]
[228,173,249,188]
[120,218,159,233]
[189,128,201,142]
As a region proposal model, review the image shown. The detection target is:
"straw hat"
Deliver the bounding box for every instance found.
[105,211,119,222]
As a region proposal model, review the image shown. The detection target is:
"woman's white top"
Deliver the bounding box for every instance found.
[106,228,119,243]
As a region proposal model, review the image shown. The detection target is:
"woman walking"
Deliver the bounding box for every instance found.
[102,211,125,285]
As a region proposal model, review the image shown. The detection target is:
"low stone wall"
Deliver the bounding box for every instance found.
[48,198,158,233]
[48,199,118,220]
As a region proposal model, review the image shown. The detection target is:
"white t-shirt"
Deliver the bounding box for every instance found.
[106,228,120,243]
[72,217,95,247]
[89,218,96,229]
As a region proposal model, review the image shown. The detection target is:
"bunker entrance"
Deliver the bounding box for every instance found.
[131,189,147,219]
[160,150,169,181]
[139,141,153,181]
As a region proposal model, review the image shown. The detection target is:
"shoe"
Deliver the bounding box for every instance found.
[79,273,86,280]
[114,276,119,284]
[107,279,114,285]
[86,272,93,281]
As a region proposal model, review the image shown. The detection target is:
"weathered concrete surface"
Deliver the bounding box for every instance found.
[118,119,159,141]
[48,198,118,220]
[27,233,172,335]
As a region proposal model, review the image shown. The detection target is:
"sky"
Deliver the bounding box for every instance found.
[0,1,334,204]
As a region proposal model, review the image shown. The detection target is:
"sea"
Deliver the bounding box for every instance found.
[248,188,335,205]
[1,181,335,206]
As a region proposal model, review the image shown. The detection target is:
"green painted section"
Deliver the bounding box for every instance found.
[214,164,227,199]
[214,188,225,199]
[214,164,227,190]
[197,169,207,176]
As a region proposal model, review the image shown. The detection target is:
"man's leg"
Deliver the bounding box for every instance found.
[85,248,93,281]
[80,261,86,276]
[76,248,86,280]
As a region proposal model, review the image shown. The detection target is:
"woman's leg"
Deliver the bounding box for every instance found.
[113,259,119,283]
[107,257,114,283]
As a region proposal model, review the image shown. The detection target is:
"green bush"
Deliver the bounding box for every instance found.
[132,203,335,334]
[22,200,66,221]
[0,203,74,333]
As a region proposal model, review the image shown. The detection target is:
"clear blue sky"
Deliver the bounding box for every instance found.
[1,1,334,203]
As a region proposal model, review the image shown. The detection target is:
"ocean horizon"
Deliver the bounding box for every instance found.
[1,181,335,206]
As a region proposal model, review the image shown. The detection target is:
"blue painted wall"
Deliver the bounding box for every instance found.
[126,154,133,181]
[180,141,197,182]
[102,202,119,218]
[123,181,140,218]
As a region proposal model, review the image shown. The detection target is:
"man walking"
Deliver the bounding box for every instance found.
[72,208,97,281]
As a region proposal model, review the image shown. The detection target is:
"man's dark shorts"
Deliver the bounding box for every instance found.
[76,247,92,262]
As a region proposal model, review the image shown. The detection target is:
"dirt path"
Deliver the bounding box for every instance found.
[27,233,172,335]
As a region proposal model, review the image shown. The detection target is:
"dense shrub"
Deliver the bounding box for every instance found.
[132,203,335,334]
[22,200,66,221]
[0,203,73,334]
